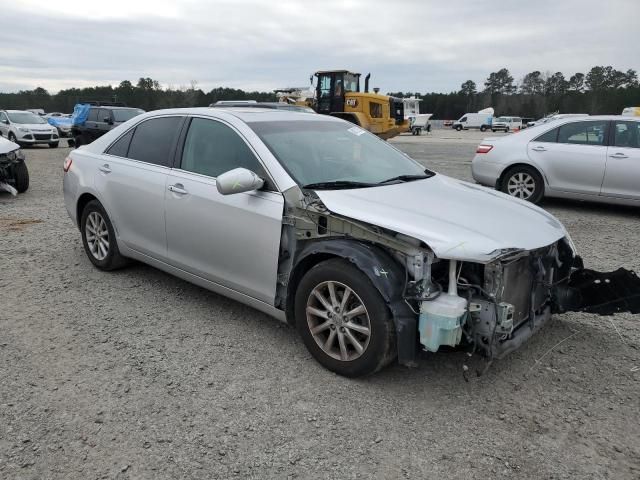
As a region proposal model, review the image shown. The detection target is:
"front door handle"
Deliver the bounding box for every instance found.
[609,152,628,159]
[98,163,111,174]
[532,146,547,152]
[168,184,188,195]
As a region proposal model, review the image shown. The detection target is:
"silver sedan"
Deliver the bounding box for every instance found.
[63,108,639,376]
[471,115,640,205]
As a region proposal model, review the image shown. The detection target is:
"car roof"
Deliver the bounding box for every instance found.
[141,107,338,124]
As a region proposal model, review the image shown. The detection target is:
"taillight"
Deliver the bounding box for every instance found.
[63,157,72,172]
[476,144,493,154]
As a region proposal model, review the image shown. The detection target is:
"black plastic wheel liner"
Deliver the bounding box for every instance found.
[556,268,640,315]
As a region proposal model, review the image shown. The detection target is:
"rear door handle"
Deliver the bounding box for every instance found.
[609,153,628,159]
[98,163,111,174]
[168,184,188,195]
[532,146,547,152]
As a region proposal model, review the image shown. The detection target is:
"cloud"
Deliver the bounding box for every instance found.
[1,0,638,93]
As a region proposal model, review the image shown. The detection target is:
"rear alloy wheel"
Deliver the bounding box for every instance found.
[502,166,544,203]
[80,200,128,270]
[295,259,396,377]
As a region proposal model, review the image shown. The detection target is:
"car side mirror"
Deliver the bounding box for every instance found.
[1,120,8,125]
[104,117,113,125]
[216,167,264,195]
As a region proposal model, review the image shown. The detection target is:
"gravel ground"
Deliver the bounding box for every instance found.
[1,131,639,479]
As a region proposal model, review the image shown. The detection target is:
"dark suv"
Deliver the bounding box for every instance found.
[72,105,144,147]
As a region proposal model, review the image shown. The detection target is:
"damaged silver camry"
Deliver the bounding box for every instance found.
[63,108,640,377]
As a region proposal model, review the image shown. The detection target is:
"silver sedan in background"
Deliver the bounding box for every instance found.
[472,115,640,205]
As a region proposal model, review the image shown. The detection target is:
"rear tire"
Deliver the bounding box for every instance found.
[480,125,486,132]
[500,165,544,204]
[14,162,29,193]
[295,259,396,377]
[80,200,129,270]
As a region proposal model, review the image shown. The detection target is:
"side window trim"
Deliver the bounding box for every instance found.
[175,115,279,192]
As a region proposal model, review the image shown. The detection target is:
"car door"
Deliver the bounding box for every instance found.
[95,115,185,261]
[601,120,640,200]
[96,109,113,135]
[527,120,609,195]
[165,116,284,304]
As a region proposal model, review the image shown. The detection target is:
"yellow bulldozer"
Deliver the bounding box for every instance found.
[277,70,410,140]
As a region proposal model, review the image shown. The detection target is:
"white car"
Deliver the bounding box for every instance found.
[0,110,60,148]
[527,113,588,128]
[471,115,640,205]
[491,116,522,132]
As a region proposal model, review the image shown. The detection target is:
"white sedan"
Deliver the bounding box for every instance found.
[471,115,640,205]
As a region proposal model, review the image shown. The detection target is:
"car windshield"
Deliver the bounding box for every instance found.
[8,112,46,124]
[249,120,431,187]
[113,108,144,122]
[495,117,507,122]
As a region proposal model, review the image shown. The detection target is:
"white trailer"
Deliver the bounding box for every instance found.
[403,97,432,135]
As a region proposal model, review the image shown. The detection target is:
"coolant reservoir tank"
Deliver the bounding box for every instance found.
[419,294,466,352]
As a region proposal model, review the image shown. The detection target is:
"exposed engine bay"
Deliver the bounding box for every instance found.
[278,187,640,367]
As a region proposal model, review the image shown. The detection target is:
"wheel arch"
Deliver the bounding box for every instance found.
[76,192,99,229]
[286,239,418,367]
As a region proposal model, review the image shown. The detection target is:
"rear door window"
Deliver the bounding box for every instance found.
[557,121,608,146]
[534,127,559,143]
[126,116,183,167]
[106,129,134,157]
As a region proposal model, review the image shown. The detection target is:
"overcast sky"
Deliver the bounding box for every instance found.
[1,0,638,94]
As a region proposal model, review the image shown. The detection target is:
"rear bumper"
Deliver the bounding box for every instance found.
[471,157,503,187]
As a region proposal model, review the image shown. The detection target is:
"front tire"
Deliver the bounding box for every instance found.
[49,142,59,148]
[80,200,128,270]
[14,162,29,193]
[480,125,486,132]
[501,165,544,204]
[455,125,462,131]
[295,259,396,377]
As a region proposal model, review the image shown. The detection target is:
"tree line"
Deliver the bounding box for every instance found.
[389,66,640,120]
[1,66,639,120]
[0,78,278,113]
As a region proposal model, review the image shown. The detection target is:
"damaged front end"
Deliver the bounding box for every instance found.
[280,186,640,368]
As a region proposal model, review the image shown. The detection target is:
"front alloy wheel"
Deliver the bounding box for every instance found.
[306,281,371,362]
[295,259,396,377]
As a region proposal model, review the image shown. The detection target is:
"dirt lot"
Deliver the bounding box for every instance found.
[1,131,639,479]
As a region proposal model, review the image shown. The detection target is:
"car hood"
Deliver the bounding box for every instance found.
[17,123,55,130]
[314,175,568,263]
[0,136,20,154]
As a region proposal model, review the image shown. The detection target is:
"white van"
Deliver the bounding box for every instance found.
[491,116,522,132]
[452,112,493,132]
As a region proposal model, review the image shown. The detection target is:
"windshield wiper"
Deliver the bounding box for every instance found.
[376,173,433,185]
[302,180,376,190]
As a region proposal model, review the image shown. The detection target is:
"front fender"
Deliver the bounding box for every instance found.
[289,239,419,367]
